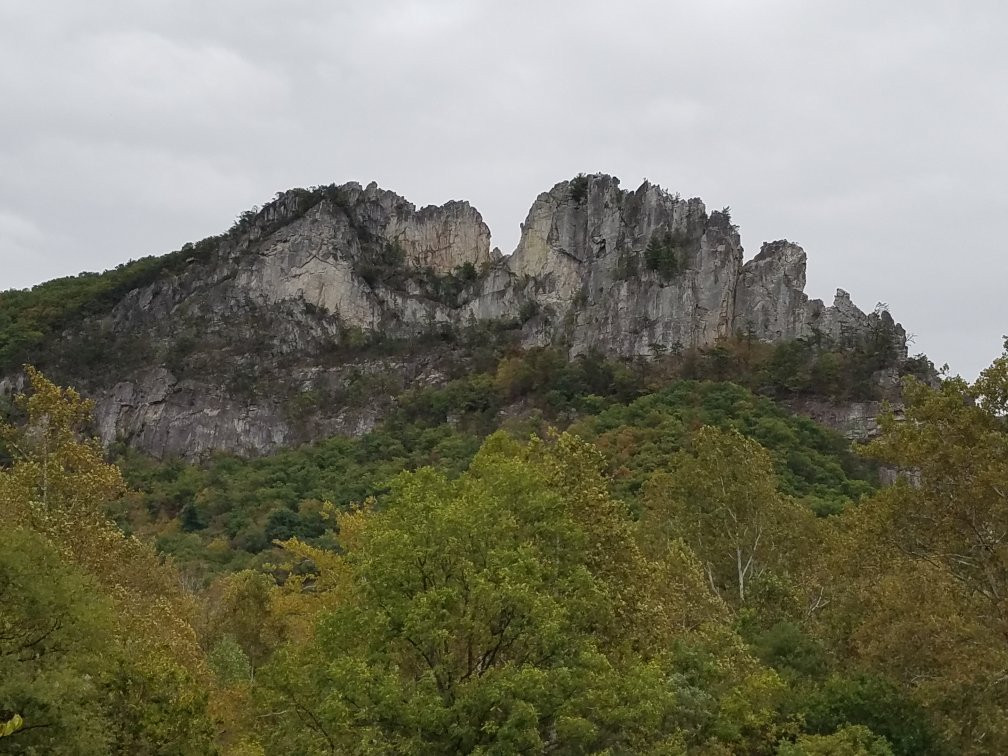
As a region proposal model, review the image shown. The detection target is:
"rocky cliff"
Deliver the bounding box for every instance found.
[469,175,907,360]
[3,173,912,458]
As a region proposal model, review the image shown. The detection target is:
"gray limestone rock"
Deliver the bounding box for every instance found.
[466,175,740,358]
[15,174,914,459]
[734,240,812,342]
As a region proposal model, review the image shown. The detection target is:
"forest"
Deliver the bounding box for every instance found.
[2,340,1008,755]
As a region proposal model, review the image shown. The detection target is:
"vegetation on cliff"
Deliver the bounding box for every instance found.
[0,249,201,374]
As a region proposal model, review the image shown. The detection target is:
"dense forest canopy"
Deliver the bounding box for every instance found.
[2,341,1007,753]
[113,356,879,582]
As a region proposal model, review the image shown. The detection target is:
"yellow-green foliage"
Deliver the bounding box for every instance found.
[255,433,784,754]
[0,714,24,738]
[3,342,1007,754]
[0,368,215,753]
[117,352,877,581]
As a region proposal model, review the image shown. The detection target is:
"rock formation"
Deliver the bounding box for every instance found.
[2,173,912,458]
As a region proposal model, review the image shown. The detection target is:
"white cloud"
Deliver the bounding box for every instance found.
[0,0,1005,378]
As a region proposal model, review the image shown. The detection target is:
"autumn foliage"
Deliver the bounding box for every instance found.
[2,343,1007,753]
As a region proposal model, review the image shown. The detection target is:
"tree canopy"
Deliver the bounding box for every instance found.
[3,340,1008,753]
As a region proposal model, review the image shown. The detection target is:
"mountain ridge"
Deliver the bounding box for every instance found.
[1,173,917,458]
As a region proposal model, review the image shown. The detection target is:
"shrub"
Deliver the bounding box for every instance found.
[180,503,208,532]
[569,173,590,202]
[456,261,478,283]
[264,508,304,543]
[644,231,690,281]
[356,241,406,288]
[801,675,942,756]
[519,299,541,323]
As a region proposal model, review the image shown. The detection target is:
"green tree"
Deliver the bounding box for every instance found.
[644,231,686,281]
[0,527,116,754]
[777,725,894,756]
[0,368,216,752]
[800,674,940,756]
[258,432,783,754]
[643,426,808,605]
[815,342,1008,753]
[861,345,1008,627]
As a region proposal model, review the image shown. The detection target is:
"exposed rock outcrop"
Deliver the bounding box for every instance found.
[735,240,813,342]
[783,397,896,442]
[482,176,741,357]
[8,173,914,459]
[465,176,906,359]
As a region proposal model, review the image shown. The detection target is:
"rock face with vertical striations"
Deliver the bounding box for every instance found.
[465,175,905,358]
[2,173,913,458]
[481,175,741,357]
[734,240,813,342]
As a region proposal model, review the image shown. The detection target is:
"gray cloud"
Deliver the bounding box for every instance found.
[1,0,1005,377]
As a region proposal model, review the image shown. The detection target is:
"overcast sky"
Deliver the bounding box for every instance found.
[1,1,1005,378]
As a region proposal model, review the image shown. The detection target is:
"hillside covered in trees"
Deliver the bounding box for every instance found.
[3,339,1008,753]
[0,174,992,754]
